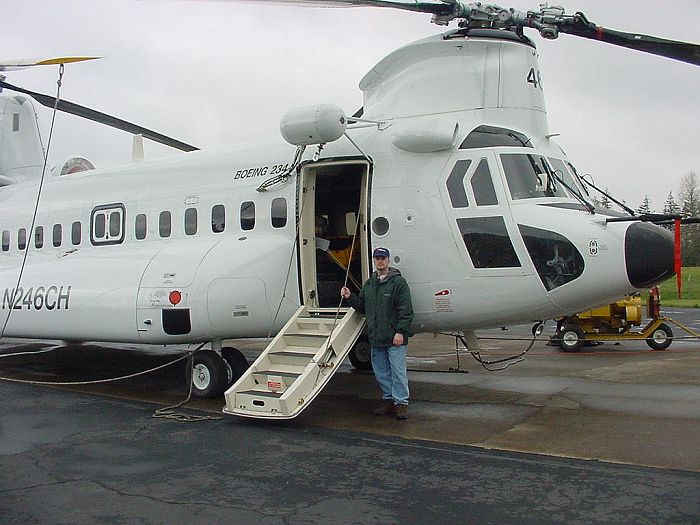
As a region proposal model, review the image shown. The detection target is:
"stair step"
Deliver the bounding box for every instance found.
[238,390,282,398]
[283,334,329,347]
[252,370,301,378]
[278,345,320,354]
[284,328,330,341]
[270,351,316,359]
[253,363,306,375]
[306,310,347,319]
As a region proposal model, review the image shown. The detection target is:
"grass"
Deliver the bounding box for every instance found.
[658,267,700,308]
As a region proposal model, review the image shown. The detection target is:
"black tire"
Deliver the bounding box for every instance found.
[189,350,228,398]
[557,325,585,352]
[222,346,250,387]
[646,323,673,351]
[348,337,372,370]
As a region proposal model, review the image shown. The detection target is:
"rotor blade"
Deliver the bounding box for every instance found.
[0,56,100,72]
[561,12,700,66]
[0,80,199,153]
[221,0,456,16]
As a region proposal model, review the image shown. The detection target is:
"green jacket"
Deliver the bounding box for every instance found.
[346,268,414,347]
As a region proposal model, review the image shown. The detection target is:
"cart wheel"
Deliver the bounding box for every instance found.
[557,325,585,352]
[646,323,673,351]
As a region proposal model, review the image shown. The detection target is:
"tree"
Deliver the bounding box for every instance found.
[599,188,611,209]
[662,191,680,215]
[678,170,700,266]
[636,195,652,215]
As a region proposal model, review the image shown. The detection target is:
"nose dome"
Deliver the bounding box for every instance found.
[624,222,675,288]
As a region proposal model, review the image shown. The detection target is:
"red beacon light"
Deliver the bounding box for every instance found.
[169,290,182,306]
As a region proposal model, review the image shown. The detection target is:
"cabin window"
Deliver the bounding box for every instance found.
[500,154,568,200]
[271,198,287,228]
[241,201,255,231]
[471,159,498,206]
[460,125,533,149]
[109,213,121,237]
[53,224,62,247]
[91,204,125,245]
[456,217,521,268]
[135,214,147,240]
[1,230,9,251]
[35,226,44,249]
[519,225,584,290]
[159,211,171,238]
[185,207,197,236]
[211,205,225,233]
[94,214,106,238]
[446,160,471,208]
[72,221,81,246]
[18,228,27,251]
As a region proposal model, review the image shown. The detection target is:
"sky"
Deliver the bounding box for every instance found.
[2,0,699,211]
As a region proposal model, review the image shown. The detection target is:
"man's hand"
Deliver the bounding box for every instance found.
[393,333,404,346]
[340,286,351,300]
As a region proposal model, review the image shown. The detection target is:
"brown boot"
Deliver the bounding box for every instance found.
[395,404,408,420]
[373,400,396,416]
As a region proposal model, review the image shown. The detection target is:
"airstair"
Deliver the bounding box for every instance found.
[223,305,365,419]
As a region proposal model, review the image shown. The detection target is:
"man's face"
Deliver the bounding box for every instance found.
[374,255,389,271]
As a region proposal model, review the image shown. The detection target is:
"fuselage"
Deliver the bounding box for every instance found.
[0,30,674,345]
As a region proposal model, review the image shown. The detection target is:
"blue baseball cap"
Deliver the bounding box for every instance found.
[373,247,390,258]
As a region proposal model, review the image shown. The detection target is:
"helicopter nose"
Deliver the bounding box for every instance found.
[624,222,675,288]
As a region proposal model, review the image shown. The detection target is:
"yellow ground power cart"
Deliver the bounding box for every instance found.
[553,288,673,352]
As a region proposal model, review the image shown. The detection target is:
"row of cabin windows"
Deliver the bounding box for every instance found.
[1,222,82,251]
[136,199,287,240]
[1,198,288,251]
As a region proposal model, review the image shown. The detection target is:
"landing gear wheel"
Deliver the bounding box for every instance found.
[222,347,250,387]
[349,338,372,370]
[189,350,228,398]
[646,323,673,351]
[556,325,585,352]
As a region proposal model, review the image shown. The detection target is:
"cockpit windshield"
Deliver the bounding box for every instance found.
[500,153,568,200]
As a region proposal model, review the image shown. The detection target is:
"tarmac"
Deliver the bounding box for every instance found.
[1,309,699,523]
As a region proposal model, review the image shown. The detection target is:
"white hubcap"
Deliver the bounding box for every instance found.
[653,330,667,344]
[563,332,578,346]
[193,363,211,390]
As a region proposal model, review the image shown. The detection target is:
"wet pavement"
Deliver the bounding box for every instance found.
[1,310,699,523]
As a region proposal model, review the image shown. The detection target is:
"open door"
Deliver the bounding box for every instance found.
[297,160,370,307]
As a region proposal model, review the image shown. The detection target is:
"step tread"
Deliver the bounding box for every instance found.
[270,351,317,359]
[252,370,301,378]
[238,390,283,398]
[284,331,330,338]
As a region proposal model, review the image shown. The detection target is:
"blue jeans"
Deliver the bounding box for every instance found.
[371,345,409,405]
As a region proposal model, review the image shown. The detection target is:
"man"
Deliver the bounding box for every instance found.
[341,247,414,420]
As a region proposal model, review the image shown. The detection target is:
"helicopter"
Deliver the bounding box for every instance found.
[0,1,698,419]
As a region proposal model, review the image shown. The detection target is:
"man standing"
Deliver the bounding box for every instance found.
[341,247,414,420]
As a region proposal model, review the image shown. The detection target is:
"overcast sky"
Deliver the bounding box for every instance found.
[2,0,699,210]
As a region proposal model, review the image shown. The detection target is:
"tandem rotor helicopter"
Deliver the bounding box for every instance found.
[1,1,698,419]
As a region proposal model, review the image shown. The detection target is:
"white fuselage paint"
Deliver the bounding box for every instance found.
[0,33,645,345]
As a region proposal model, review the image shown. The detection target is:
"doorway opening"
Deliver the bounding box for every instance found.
[298,161,370,307]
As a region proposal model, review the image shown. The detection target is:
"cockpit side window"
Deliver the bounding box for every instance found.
[457,217,521,268]
[547,158,580,197]
[519,225,584,290]
[471,159,498,206]
[500,154,568,200]
[446,160,471,208]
